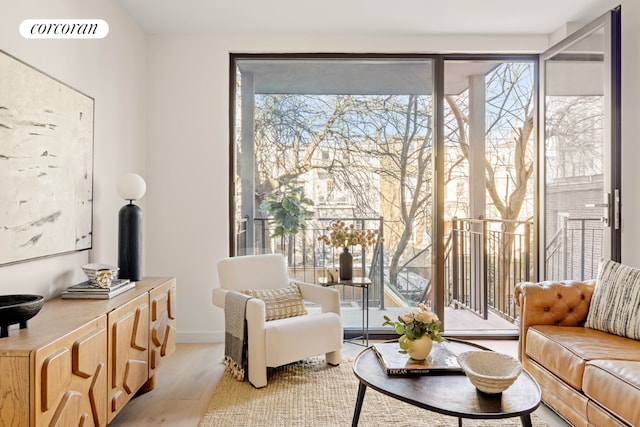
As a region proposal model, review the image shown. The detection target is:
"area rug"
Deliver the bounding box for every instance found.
[198,358,549,427]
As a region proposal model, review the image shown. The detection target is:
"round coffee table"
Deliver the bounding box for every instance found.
[351,339,541,427]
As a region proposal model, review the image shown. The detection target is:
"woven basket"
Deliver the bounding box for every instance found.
[457,351,522,394]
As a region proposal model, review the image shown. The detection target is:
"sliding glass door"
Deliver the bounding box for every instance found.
[540,8,621,281]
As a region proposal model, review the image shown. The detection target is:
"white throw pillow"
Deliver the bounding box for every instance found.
[585,259,640,339]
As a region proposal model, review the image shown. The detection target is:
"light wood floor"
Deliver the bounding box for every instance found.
[109,342,568,427]
[109,343,225,427]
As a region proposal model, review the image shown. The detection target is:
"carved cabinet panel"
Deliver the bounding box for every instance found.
[149,278,176,373]
[34,317,108,427]
[107,293,149,422]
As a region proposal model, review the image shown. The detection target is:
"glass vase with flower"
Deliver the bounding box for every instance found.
[382,303,445,360]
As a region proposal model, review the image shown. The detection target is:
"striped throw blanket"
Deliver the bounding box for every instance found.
[223,291,252,381]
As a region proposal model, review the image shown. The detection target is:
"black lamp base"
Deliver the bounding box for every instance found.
[118,203,142,281]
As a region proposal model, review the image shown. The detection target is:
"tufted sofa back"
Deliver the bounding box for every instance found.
[515,280,596,361]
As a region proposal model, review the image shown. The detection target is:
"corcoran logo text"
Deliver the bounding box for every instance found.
[20,19,109,39]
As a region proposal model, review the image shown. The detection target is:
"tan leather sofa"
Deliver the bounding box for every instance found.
[515,280,640,426]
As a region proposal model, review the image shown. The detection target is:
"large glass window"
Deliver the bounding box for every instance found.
[230,54,537,338]
[231,56,435,337]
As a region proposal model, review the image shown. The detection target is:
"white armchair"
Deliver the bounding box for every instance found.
[213,254,342,388]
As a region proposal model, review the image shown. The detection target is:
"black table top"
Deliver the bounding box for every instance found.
[352,339,541,420]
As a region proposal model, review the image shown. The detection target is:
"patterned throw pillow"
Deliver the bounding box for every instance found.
[241,284,308,321]
[585,259,640,339]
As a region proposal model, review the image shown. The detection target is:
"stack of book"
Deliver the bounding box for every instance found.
[61,279,134,299]
[373,341,464,376]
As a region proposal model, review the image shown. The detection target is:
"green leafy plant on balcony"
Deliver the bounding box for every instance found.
[259,181,314,239]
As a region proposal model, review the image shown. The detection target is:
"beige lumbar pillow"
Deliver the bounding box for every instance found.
[241,284,308,321]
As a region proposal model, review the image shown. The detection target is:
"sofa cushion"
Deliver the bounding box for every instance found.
[583,360,640,425]
[587,401,628,427]
[526,325,640,390]
[524,357,590,427]
[241,284,308,321]
[585,259,640,339]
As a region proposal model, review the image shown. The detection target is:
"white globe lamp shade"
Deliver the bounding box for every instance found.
[117,173,146,201]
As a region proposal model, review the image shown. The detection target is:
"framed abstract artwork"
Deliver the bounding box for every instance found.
[0,49,94,265]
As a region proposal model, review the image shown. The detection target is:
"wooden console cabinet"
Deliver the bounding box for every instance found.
[0,277,176,426]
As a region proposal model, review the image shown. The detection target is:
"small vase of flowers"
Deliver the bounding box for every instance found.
[318,220,381,280]
[383,303,444,360]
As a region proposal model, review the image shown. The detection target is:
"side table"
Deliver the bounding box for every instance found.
[319,276,370,346]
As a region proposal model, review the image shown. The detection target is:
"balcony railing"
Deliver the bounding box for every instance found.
[445,218,532,323]
[236,215,599,327]
[545,216,603,281]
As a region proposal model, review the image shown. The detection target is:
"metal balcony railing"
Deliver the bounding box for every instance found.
[237,216,535,323]
[545,216,603,281]
[445,218,533,322]
[238,215,606,327]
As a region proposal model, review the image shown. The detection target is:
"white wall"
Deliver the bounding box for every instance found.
[0,1,147,297]
[547,1,640,267]
[620,1,640,266]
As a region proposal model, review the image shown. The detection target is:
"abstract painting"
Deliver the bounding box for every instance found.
[0,50,93,265]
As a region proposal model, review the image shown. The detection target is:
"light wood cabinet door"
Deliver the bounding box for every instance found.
[107,293,149,422]
[149,278,177,374]
[0,356,30,426]
[33,317,108,427]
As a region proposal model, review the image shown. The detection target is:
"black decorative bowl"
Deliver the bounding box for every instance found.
[0,294,45,338]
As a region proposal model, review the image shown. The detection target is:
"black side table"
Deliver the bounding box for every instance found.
[319,277,371,346]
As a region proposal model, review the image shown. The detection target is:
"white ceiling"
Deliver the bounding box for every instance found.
[116,0,620,35]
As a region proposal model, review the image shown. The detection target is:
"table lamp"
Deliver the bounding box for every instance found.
[117,173,146,281]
